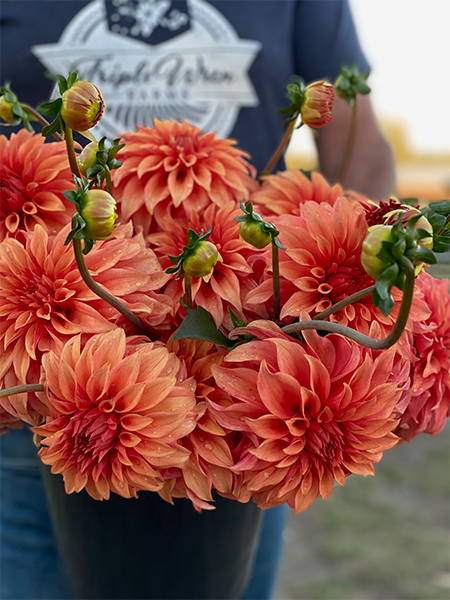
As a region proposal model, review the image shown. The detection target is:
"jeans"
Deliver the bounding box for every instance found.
[0,428,288,600]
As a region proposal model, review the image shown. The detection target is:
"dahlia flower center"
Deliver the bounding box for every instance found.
[175,135,197,155]
[326,265,371,303]
[305,420,344,466]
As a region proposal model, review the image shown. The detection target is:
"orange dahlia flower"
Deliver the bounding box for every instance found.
[112,120,258,233]
[0,222,173,391]
[245,198,430,342]
[211,321,406,512]
[158,337,235,511]
[33,329,197,500]
[148,201,264,328]
[0,129,75,241]
[396,273,450,441]
[251,169,343,217]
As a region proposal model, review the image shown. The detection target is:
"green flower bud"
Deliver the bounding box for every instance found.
[79,189,117,240]
[60,81,104,132]
[239,221,273,249]
[77,141,99,177]
[183,241,222,278]
[0,96,14,123]
[361,225,394,279]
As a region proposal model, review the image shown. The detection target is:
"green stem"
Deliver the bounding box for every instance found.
[272,241,281,322]
[72,237,155,340]
[0,384,45,399]
[336,99,357,185]
[282,257,415,350]
[261,119,300,178]
[313,285,375,321]
[104,168,112,195]
[65,126,81,178]
[184,274,193,309]
[22,104,63,142]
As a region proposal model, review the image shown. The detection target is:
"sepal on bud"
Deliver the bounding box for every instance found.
[77,137,125,184]
[334,64,371,106]
[280,77,334,128]
[167,227,222,279]
[0,82,34,131]
[63,176,117,254]
[235,201,286,249]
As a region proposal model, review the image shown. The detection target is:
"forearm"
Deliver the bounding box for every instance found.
[315,94,396,200]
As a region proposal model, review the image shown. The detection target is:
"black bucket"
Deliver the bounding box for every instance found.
[42,466,263,600]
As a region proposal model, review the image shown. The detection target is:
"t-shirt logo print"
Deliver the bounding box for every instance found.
[105,0,191,44]
[32,0,261,140]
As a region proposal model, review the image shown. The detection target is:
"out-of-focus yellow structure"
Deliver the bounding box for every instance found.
[286,119,450,201]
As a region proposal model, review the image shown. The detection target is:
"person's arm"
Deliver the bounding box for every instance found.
[315,93,396,200]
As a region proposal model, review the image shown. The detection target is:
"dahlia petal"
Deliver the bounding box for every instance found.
[257,361,301,418]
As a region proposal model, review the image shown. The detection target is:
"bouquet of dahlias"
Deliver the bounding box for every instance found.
[1,69,449,516]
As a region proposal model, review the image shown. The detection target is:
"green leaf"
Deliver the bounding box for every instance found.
[42,117,61,137]
[405,246,437,265]
[63,190,79,203]
[374,262,399,305]
[427,213,447,231]
[38,99,62,117]
[173,306,233,349]
[429,200,450,216]
[433,235,450,253]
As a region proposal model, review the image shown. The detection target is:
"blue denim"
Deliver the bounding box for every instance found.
[0,428,287,600]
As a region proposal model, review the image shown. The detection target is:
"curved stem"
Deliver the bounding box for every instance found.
[313,285,375,321]
[22,104,63,142]
[0,384,45,399]
[65,126,81,178]
[261,119,299,178]
[272,241,281,322]
[282,258,415,350]
[72,238,155,340]
[336,99,357,185]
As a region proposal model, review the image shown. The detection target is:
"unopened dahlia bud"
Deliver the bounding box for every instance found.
[361,225,394,279]
[301,81,334,128]
[77,141,99,177]
[79,189,117,239]
[239,221,272,249]
[0,95,14,123]
[183,241,222,278]
[60,81,104,132]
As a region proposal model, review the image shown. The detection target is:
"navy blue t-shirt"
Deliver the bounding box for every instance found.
[0,0,369,171]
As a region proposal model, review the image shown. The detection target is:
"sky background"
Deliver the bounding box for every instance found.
[292,0,450,157]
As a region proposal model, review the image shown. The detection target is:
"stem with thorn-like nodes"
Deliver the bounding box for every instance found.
[282,257,414,350]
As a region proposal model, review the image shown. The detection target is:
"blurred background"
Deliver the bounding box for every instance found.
[286,0,450,201]
[277,1,450,598]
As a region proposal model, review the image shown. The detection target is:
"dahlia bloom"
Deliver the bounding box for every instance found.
[158,337,236,511]
[112,120,258,233]
[250,169,343,218]
[210,321,406,512]
[33,329,197,500]
[148,201,265,328]
[0,222,174,392]
[396,273,450,441]
[0,129,75,241]
[244,198,431,344]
